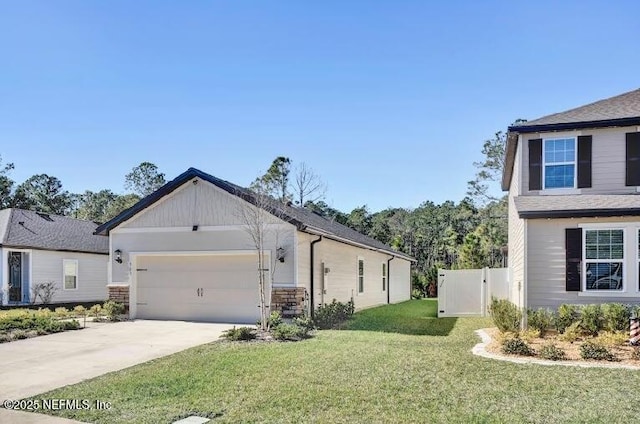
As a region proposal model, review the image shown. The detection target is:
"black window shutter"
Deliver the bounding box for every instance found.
[626,132,640,186]
[577,135,592,188]
[528,139,542,190]
[565,228,582,292]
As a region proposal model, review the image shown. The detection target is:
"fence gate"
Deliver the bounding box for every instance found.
[437,268,508,318]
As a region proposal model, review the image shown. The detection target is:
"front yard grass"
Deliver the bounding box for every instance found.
[33,300,640,423]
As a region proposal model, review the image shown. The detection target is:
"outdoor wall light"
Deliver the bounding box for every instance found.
[276,247,285,263]
[114,249,123,264]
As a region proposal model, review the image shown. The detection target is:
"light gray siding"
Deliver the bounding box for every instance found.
[30,250,108,303]
[520,126,640,195]
[111,180,297,286]
[508,140,526,308]
[527,216,640,310]
[311,236,411,310]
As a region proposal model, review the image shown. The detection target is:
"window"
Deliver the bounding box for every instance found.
[382,263,387,291]
[357,259,364,293]
[63,259,78,290]
[543,138,576,189]
[584,229,623,291]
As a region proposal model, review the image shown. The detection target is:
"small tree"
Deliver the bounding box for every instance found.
[30,281,58,305]
[235,181,287,331]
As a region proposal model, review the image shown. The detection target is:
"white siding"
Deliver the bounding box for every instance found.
[111,180,296,287]
[527,216,640,310]
[520,126,638,195]
[508,139,526,308]
[311,237,411,310]
[30,250,108,303]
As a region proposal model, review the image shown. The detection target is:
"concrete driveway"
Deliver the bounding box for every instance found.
[0,320,236,401]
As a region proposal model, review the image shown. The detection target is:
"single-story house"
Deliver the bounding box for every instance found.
[95,168,413,323]
[0,208,109,306]
[503,88,640,310]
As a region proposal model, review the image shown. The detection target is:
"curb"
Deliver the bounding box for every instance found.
[472,329,640,370]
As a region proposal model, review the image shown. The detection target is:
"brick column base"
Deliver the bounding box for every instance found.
[107,285,130,314]
[271,287,306,317]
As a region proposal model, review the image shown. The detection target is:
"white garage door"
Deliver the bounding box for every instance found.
[135,254,263,323]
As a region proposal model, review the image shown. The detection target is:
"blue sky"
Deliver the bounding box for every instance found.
[1,1,638,213]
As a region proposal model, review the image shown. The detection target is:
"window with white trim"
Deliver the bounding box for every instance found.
[382,263,387,291]
[543,138,576,189]
[357,259,364,293]
[584,229,623,291]
[63,259,78,290]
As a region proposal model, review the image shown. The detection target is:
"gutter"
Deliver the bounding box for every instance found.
[310,235,323,317]
[387,256,395,304]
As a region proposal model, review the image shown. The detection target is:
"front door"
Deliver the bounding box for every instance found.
[8,252,22,302]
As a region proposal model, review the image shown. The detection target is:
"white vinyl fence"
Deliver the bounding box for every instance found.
[437,268,509,318]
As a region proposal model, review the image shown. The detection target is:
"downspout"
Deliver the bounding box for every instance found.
[310,235,323,317]
[387,256,395,304]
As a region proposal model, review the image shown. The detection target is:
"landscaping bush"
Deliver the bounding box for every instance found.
[267,311,283,330]
[73,305,87,318]
[314,299,355,329]
[580,341,618,361]
[602,303,630,333]
[292,315,315,332]
[102,300,125,321]
[89,304,102,318]
[501,337,535,356]
[12,329,28,340]
[554,304,579,333]
[489,298,521,333]
[580,304,604,336]
[411,289,423,300]
[538,343,566,361]
[220,326,256,341]
[527,308,553,336]
[519,329,540,343]
[0,333,11,343]
[54,307,69,319]
[595,331,628,347]
[272,323,311,341]
[62,320,81,330]
[559,322,582,343]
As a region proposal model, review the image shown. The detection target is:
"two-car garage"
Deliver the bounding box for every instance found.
[134,254,263,323]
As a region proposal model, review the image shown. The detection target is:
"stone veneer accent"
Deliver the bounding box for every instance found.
[107,285,130,313]
[271,287,306,317]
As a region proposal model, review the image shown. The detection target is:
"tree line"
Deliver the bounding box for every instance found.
[0,128,509,285]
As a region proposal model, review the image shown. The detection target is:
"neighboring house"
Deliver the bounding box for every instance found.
[503,88,640,311]
[95,168,413,323]
[0,208,109,306]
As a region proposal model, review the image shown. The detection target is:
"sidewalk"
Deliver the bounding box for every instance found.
[0,408,87,424]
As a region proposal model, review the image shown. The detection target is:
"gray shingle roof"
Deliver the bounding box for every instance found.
[0,208,108,254]
[514,195,640,219]
[514,88,640,129]
[95,168,414,261]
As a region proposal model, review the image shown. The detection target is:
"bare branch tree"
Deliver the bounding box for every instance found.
[293,162,327,207]
[235,183,287,331]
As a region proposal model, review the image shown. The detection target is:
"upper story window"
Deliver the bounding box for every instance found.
[543,138,576,189]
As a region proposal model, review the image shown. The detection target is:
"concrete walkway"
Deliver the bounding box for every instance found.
[0,320,236,402]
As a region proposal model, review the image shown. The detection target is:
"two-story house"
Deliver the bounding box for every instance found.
[502,88,640,311]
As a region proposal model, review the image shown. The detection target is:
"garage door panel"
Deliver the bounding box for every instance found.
[135,254,264,323]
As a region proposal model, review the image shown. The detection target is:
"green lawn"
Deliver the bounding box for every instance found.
[33,300,640,423]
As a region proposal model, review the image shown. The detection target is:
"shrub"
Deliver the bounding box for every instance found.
[519,328,541,343]
[314,299,355,329]
[267,311,283,330]
[527,308,553,336]
[54,307,69,319]
[73,305,87,317]
[220,326,256,341]
[30,281,58,305]
[560,322,582,343]
[580,305,604,336]
[580,341,618,361]
[538,343,567,361]
[12,329,28,340]
[102,301,125,321]
[501,337,535,356]
[411,289,423,300]
[554,304,579,333]
[0,333,10,343]
[62,320,81,330]
[292,315,315,332]
[602,303,630,333]
[594,331,628,347]
[489,298,522,334]
[272,323,310,341]
[89,304,102,318]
